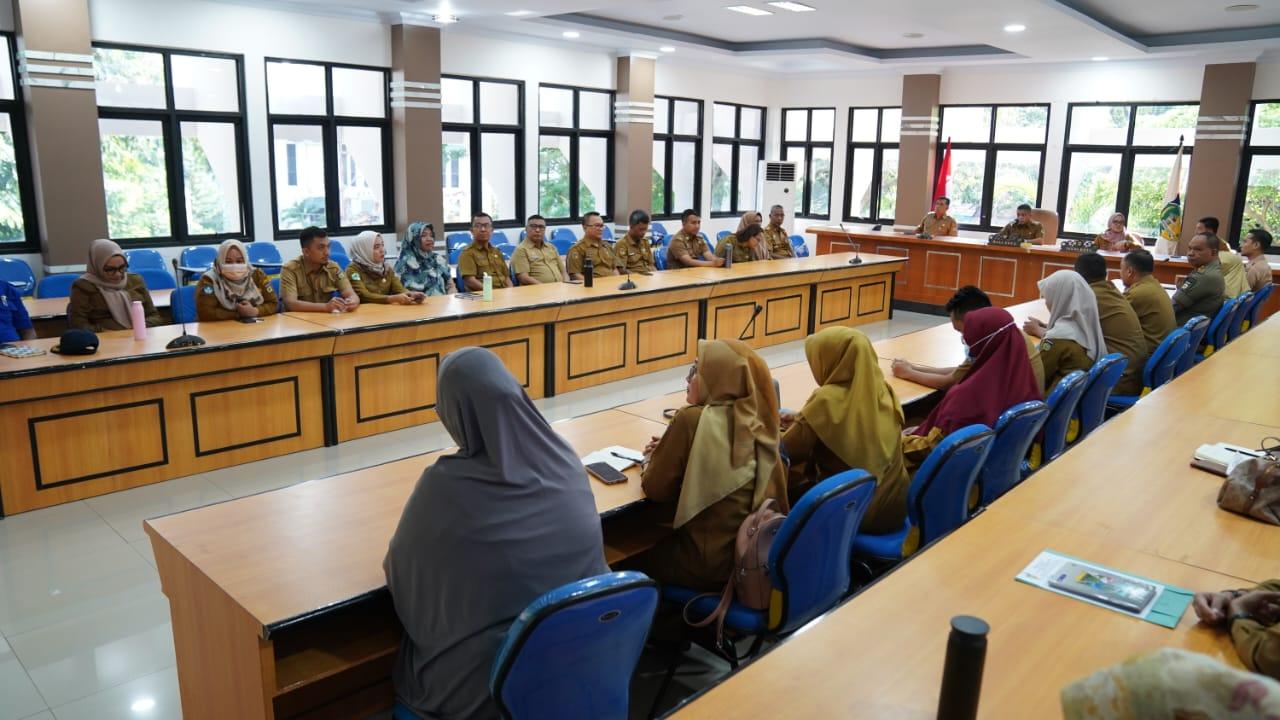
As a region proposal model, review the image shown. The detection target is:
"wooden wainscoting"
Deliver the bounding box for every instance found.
[554,301,700,393]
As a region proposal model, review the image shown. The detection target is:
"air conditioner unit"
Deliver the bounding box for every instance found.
[756,161,797,216]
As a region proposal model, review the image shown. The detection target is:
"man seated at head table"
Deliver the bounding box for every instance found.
[762,204,795,259]
[666,209,725,269]
[1242,227,1274,293]
[916,196,957,238]
[1068,252,1148,395]
[614,209,656,274]
[195,239,279,321]
[1172,233,1226,326]
[715,223,764,264]
[566,211,618,281]
[280,226,359,313]
[1093,212,1144,253]
[458,212,511,292]
[345,231,425,305]
[1120,249,1176,352]
[510,214,564,285]
[68,238,163,332]
[1194,580,1280,680]
[890,285,1045,393]
[1199,216,1249,299]
[0,276,34,341]
[992,203,1047,245]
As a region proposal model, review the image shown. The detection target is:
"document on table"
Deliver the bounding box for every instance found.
[581,446,645,472]
[1015,549,1194,629]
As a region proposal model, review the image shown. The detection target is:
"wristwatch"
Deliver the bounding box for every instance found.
[1229,612,1255,627]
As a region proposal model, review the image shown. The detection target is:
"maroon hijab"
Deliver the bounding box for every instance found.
[913,306,1042,437]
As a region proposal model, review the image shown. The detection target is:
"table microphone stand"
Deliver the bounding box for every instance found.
[167,258,207,349]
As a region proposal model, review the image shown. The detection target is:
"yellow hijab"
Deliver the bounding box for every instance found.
[799,327,906,477]
[675,339,788,528]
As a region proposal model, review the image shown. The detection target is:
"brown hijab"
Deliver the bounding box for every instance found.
[79,239,133,328]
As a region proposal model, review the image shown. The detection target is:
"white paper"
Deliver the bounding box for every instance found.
[582,445,644,472]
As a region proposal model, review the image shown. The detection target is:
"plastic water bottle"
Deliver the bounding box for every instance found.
[130,300,147,340]
[583,257,594,288]
[482,272,493,301]
[936,615,988,720]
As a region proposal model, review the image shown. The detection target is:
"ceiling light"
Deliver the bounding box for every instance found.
[1091,56,1109,61]
[562,30,580,38]
[1225,4,1260,11]
[902,32,924,39]
[767,1,816,11]
[505,10,534,16]
[659,46,676,53]
[725,5,774,16]
[1003,23,1026,32]
[433,13,458,24]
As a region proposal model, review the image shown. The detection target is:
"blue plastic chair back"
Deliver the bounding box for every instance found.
[494,243,516,260]
[135,267,177,290]
[790,234,805,248]
[793,242,810,258]
[552,228,577,246]
[601,225,613,240]
[1227,291,1253,342]
[1074,353,1128,442]
[179,246,217,282]
[908,425,994,547]
[1036,370,1087,467]
[490,230,508,246]
[1145,328,1190,390]
[489,571,657,720]
[649,222,668,239]
[329,249,350,271]
[446,232,471,252]
[1203,296,1237,356]
[170,285,197,323]
[36,272,78,298]
[1175,315,1210,376]
[0,257,35,296]
[123,248,167,271]
[551,238,574,255]
[978,401,1048,507]
[654,250,668,271]
[247,242,283,268]
[698,231,710,245]
[270,277,282,310]
[717,230,732,242]
[448,243,469,266]
[1244,283,1272,331]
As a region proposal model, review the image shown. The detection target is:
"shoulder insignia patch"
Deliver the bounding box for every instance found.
[351,272,360,281]
[1039,339,1054,351]
[202,284,214,294]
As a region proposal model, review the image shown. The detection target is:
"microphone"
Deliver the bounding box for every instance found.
[839,222,863,264]
[167,258,206,349]
[617,264,635,290]
[739,303,763,341]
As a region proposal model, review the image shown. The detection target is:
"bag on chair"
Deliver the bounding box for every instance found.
[1217,438,1280,525]
[682,499,786,644]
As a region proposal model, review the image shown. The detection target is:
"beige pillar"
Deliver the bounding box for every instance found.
[1181,62,1256,252]
[14,0,109,269]
[613,55,655,232]
[390,24,442,235]
[895,74,941,226]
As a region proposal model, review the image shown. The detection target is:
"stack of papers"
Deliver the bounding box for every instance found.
[1191,442,1263,476]
[581,446,644,472]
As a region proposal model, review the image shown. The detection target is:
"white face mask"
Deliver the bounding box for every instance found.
[221,263,249,281]
[965,322,1015,360]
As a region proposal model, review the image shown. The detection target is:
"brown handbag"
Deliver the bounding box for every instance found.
[682,499,785,645]
[1217,439,1280,525]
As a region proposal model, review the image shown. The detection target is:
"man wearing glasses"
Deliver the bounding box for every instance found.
[458,212,511,290]
[566,212,619,281]
[511,214,565,285]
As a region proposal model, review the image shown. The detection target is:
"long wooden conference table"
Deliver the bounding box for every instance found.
[0,252,901,516]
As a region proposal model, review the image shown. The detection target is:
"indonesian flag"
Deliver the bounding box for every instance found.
[1154,140,1185,256]
[933,139,951,202]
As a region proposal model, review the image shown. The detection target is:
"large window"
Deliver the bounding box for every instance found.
[934,104,1048,231]
[1059,103,1197,238]
[0,34,37,252]
[441,75,523,229]
[538,84,613,221]
[652,96,702,219]
[711,102,765,217]
[266,58,392,238]
[844,107,900,224]
[782,107,836,218]
[1233,100,1280,252]
[94,44,250,246]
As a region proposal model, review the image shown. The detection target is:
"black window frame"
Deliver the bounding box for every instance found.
[1057,101,1197,240]
[651,95,703,220]
[441,74,525,232]
[933,103,1050,232]
[781,106,836,220]
[94,42,252,248]
[842,106,900,225]
[536,82,615,223]
[1231,99,1280,255]
[710,101,766,218]
[265,57,394,240]
[0,32,40,255]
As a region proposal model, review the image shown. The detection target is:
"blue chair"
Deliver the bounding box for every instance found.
[1024,370,1087,476]
[486,571,657,720]
[169,285,197,323]
[1174,315,1210,377]
[123,248,167,272]
[492,230,510,246]
[654,249,668,271]
[601,225,613,240]
[790,234,805,248]
[1242,283,1273,332]
[1226,291,1253,342]
[649,222,668,239]
[135,267,177,290]
[975,402,1048,510]
[329,248,350,271]
[698,231,710,245]
[0,257,35,296]
[494,242,516,260]
[269,277,283,311]
[552,228,576,246]
[551,237,574,255]
[717,230,732,242]
[1070,353,1128,444]
[179,246,217,284]
[446,232,471,252]
[1198,296,1239,360]
[853,425,995,564]
[1108,328,1190,411]
[448,243,469,266]
[247,243,283,274]
[36,273,78,298]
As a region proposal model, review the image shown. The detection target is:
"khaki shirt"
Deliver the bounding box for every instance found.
[917,212,957,237]
[1220,250,1249,299]
[1090,280,1148,395]
[614,233,656,273]
[510,240,563,284]
[1246,254,1273,294]
[953,331,1045,394]
[667,231,711,266]
[280,258,352,304]
[1093,233,1143,253]
[762,225,795,258]
[195,268,279,321]
[1124,274,1177,352]
[565,238,618,278]
[1172,258,1225,325]
[67,274,162,332]
[715,236,757,264]
[345,265,407,303]
[458,242,511,289]
[994,219,1045,243]
[1231,578,1280,679]
[1039,337,1093,392]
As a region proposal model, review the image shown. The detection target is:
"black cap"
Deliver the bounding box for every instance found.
[51,328,99,355]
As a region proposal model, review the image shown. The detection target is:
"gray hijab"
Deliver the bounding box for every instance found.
[384,347,607,720]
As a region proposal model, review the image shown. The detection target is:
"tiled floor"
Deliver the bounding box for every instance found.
[0,311,943,720]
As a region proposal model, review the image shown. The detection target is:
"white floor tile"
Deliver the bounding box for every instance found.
[0,637,47,720]
[83,476,231,543]
[18,713,53,720]
[129,540,156,569]
[48,667,179,720]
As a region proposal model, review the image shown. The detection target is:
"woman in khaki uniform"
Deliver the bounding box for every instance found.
[345,231,425,304]
[716,224,765,265]
[634,339,789,591]
[195,239,279,321]
[68,238,162,332]
[1027,271,1105,391]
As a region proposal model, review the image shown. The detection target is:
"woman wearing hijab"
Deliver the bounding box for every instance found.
[716,223,766,265]
[68,239,162,332]
[194,240,279,321]
[1023,270,1107,391]
[1093,213,1143,253]
[384,347,607,720]
[394,222,455,297]
[634,339,789,590]
[902,306,1042,466]
[781,327,910,533]
[735,210,770,260]
[345,230,425,304]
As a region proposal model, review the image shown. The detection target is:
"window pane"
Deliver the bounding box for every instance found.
[671,140,696,213]
[579,91,611,131]
[1128,153,1190,236]
[653,99,670,136]
[1133,104,1197,146]
[332,68,385,119]
[539,87,573,128]
[673,100,699,136]
[1069,105,1131,146]
[181,121,241,235]
[879,148,899,220]
[538,134,571,217]
[713,103,735,137]
[0,38,12,101]
[711,143,733,212]
[1063,152,1122,234]
[337,125,385,226]
[785,145,805,214]
[479,82,519,126]
[480,132,517,222]
[99,118,170,238]
[947,148,987,225]
[442,130,472,224]
[847,147,873,218]
[651,139,666,214]
[737,144,759,210]
[267,61,326,115]
[171,55,238,112]
[442,77,474,124]
[941,106,991,144]
[809,146,832,216]
[811,109,835,142]
[740,107,763,140]
[579,135,608,215]
[1240,155,1280,237]
[0,115,26,242]
[850,108,878,143]
[880,108,901,143]
[991,150,1041,227]
[995,106,1047,144]
[1250,102,1280,146]
[784,109,807,142]
[94,48,166,109]
[273,124,326,230]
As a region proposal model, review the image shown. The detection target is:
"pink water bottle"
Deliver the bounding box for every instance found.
[130,300,147,340]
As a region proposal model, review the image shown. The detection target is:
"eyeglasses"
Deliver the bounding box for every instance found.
[472,222,493,230]
[102,262,129,275]
[585,223,605,229]
[528,224,547,231]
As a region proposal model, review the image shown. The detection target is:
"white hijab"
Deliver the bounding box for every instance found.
[349,230,390,277]
[1039,270,1107,361]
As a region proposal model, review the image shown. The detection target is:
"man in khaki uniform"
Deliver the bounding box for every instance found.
[510,214,563,285]
[1196,217,1248,299]
[1121,249,1176,352]
[281,226,359,313]
[566,212,618,280]
[1075,252,1147,395]
[1172,234,1226,326]
[993,203,1046,244]
[666,209,723,268]
[916,196,958,238]
[458,212,510,290]
[762,204,795,259]
[615,209,656,274]
[1242,228,1274,293]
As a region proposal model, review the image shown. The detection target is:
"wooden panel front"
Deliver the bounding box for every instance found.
[28,400,169,489]
[555,302,699,393]
[978,256,1018,298]
[708,286,810,348]
[355,352,440,424]
[923,251,961,291]
[193,378,301,457]
[813,273,894,332]
[567,323,628,379]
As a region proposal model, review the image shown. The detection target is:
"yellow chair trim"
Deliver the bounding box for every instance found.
[901,525,921,558]
[1203,345,1216,358]
[767,588,784,630]
[1242,320,1252,332]
[1065,417,1080,444]
[967,482,980,513]
[1028,443,1043,471]
[1139,386,1152,398]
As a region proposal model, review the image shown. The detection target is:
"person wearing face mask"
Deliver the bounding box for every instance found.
[394,221,455,296]
[195,239,279,321]
[345,231,425,305]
